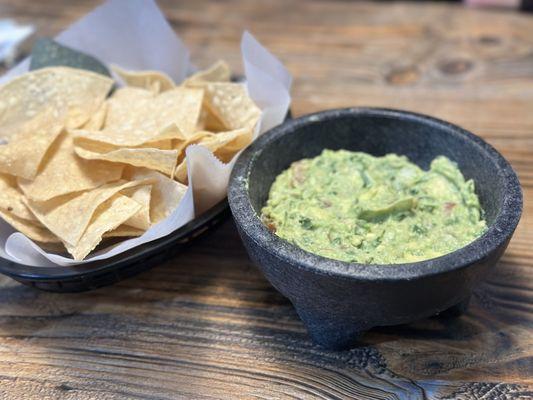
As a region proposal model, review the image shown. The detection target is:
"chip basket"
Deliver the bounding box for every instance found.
[0,110,291,292]
[0,1,292,292]
[0,198,229,292]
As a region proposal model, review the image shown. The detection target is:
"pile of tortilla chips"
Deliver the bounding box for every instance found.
[0,61,261,261]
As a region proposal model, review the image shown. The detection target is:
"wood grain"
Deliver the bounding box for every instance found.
[0,0,532,399]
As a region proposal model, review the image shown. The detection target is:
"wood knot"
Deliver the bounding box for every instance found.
[57,383,75,391]
[478,35,501,45]
[385,66,419,86]
[438,58,473,75]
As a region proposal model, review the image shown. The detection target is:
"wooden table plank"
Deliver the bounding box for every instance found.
[0,1,531,398]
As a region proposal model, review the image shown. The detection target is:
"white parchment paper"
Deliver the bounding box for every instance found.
[0,0,291,267]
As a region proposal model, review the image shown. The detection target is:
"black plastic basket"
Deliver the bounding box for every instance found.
[0,199,230,292]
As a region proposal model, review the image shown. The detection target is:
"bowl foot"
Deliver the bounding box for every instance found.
[307,327,364,350]
[295,296,472,349]
[437,296,471,318]
[295,305,367,350]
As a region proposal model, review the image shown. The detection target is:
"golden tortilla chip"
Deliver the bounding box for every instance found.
[64,194,141,260]
[0,208,59,243]
[74,86,204,146]
[189,82,260,131]
[107,85,152,103]
[0,173,36,221]
[121,185,152,230]
[199,129,248,152]
[103,225,144,238]
[125,168,187,224]
[173,161,189,183]
[0,109,63,180]
[187,62,232,131]
[25,179,155,247]
[0,67,113,139]
[139,139,173,150]
[74,144,178,177]
[112,65,175,93]
[183,60,231,85]
[171,130,213,164]
[211,127,254,163]
[173,129,251,183]
[110,86,203,136]
[82,100,108,130]
[196,107,226,132]
[35,241,68,253]
[73,121,188,149]
[18,132,124,201]
[172,165,187,184]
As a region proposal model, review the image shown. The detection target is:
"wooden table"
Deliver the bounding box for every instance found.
[0,1,531,398]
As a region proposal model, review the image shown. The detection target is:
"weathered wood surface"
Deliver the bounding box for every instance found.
[0,0,532,398]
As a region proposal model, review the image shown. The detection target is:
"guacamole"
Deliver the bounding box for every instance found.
[261,150,486,264]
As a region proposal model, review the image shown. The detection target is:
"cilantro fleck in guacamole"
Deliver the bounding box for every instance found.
[261,150,487,264]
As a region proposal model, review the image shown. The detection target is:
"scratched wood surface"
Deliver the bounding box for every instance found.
[0,1,531,399]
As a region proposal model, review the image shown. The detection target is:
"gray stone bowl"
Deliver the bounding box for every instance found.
[228,108,522,349]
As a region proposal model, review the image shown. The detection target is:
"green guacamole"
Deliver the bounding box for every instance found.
[261,150,486,264]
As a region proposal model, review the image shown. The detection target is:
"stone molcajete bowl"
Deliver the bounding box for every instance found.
[228,108,522,350]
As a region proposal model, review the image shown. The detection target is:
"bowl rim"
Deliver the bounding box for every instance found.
[228,107,523,282]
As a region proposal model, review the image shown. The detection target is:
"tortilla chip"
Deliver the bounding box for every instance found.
[121,185,152,230]
[74,144,178,177]
[25,179,155,247]
[0,109,63,180]
[82,101,108,130]
[211,127,254,163]
[18,132,124,201]
[173,161,189,184]
[173,129,251,183]
[172,131,218,183]
[0,208,59,243]
[0,67,113,139]
[183,60,231,85]
[73,121,188,149]
[196,107,227,132]
[170,130,212,165]
[125,168,187,224]
[64,194,141,260]
[190,82,260,131]
[107,85,153,105]
[112,65,175,93]
[187,61,232,132]
[81,86,204,145]
[104,225,144,238]
[139,139,173,150]
[108,86,203,136]
[35,241,68,253]
[199,129,247,152]
[0,173,36,221]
